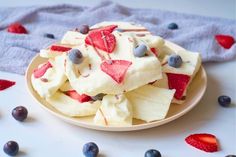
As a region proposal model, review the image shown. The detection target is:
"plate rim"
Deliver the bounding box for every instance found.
[25,41,207,132]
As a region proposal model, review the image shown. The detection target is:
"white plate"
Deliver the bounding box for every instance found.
[25,41,207,131]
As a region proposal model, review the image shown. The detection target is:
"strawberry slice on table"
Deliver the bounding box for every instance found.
[0,79,16,91]
[7,22,28,34]
[215,34,235,49]
[50,45,72,52]
[100,60,132,84]
[33,62,52,79]
[85,25,118,53]
[166,73,190,100]
[185,133,218,153]
[65,90,92,103]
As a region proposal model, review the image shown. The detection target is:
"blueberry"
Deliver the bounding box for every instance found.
[91,93,106,101]
[79,25,90,34]
[218,95,231,107]
[144,149,161,157]
[225,155,236,157]
[83,142,99,157]
[68,49,83,64]
[12,106,28,122]
[3,141,19,156]
[44,33,55,39]
[168,23,178,30]
[134,44,147,57]
[168,54,183,68]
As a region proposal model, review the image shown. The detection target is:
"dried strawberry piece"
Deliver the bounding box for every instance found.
[33,62,52,78]
[0,79,16,91]
[7,22,28,34]
[150,48,158,56]
[215,34,235,49]
[100,60,132,84]
[185,133,218,152]
[166,73,190,99]
[85,25,118,53]
[50,45,72,52]
[65,90,92,103]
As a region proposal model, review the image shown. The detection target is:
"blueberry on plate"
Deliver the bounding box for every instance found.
[3,141,19,156]
[83,142,99,157]
[168,54,183,68]
[218,95,231,107]
[12,106,28,122]
[168,23,178,30]
[144,149,161,157]
[68,49,83,64]
[79,25,90,34]
[44,33,55,39]
[134,44,147,57]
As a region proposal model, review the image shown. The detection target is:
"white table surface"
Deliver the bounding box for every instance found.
[1,1,236,157]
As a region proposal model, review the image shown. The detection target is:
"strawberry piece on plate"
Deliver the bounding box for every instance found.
[50,45,72,52]
[166,73,190,100]
[85,25,117,53]
[65,90,92,103]
[185,133,218,153]
[7,22,28,34]
[100,60,132,84]
[150,48,158,56]
[215,34,235,49]
[33,62,52,79]
[0,79,16,91]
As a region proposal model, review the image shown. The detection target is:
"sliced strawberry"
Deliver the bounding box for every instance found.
[100,60,132,84]
[166,73,190,99]
[33,62,52,78]
[215,34,235,49]
[185,133,218,153]
[65,90,91,103]
[85,25,117,53]
[50,45,72,52]
[0,79,16,91]
[150,48,158,56]
[7,22,28,34]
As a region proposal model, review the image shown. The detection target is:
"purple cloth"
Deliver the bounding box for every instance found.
[0,1,235,74]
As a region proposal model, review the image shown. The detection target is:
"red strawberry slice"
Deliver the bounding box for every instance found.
[0,79,16,91]
[215,34,235,49]
[185,133,218,153]
[166,73,190,99]
[85,25,118,53]
[7,22,28,34]
[50,45,72,52]
[100,60,132,84]
[150,48,158,56]
[33,62,52,78]
[65,90,92,103]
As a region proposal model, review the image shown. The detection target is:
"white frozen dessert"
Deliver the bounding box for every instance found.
[31,21,202,126]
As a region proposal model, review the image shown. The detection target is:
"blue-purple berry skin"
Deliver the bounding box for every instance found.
[12,106,28,122]
[44,33,55,39]
[134,44,147,57]
[168,23,178,30]
[218,95,231,107]
[3,141,19,156]
[79,25,90,34]
[168,54,183,68]
[68,49,83,64]
[83,142,99,157]
[144,149,161,157]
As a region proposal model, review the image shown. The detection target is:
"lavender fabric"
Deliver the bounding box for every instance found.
[0,1,236,74]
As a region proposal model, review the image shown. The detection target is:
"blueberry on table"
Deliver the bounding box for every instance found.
[83,142,99,157]
[168,23,178,30]
[68,49,83,64]
[168,54,183,68]
[134,44,147,57]
[79,25,90,34]
[12,106,28,122]
[3,141,19,156]
[218,95,231,107]
[225,155,236,157]
[144,149,161,157]
[44,33,55,39]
